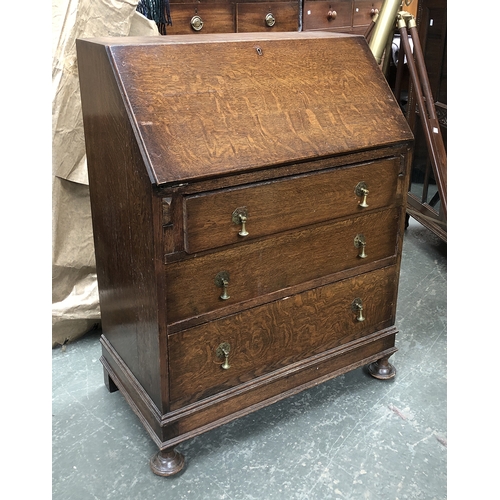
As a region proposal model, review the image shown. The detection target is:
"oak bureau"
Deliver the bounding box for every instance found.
[76,31,414,476]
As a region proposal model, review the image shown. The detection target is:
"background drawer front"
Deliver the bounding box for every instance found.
[168,265,397,408]
[166,207,399,324]
[353,0,382,27]
[303,1,353,31]
[184,157,401,253]
[236,2,299,32]
[167,3,235,34]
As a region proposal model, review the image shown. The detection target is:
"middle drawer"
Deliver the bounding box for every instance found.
[166,207,400,325]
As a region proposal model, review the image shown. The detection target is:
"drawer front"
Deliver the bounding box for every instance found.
[166,207,400,324]
[167,3,235,34]
[168,265,397,408]
[353,0,382,27]
[303,1,353,31]
[184,157,401,253]
[236,2,299,32]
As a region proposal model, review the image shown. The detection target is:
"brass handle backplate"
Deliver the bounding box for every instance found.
[215,271,230,300]
[216,342,231,370]
[355,181,369,208]
[232,207,249,237]
[354,234,367,258]
[327,10,337,20]
[265,12,276,26]
[351,298,365,322]
[190,15,203,31]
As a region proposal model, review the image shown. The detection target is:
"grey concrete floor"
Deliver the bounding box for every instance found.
[52,218,447,499]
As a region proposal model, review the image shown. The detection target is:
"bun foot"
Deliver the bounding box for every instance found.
[150,448,185,477]
[367,357,396,380]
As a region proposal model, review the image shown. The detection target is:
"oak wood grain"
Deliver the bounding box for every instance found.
[95,32,412,185]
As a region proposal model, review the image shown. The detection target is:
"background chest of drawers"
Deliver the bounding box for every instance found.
[166,0,300,33]
[77,31,413,476]
[302,0,383,34]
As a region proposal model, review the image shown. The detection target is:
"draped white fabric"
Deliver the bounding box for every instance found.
[52,0,158,346]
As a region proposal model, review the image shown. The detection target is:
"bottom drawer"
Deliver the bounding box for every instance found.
[168,265,397,409]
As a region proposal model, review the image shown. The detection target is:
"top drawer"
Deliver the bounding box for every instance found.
[236,2,299,32]
[353,0,382,27]
[184,157,401,253]
[303,1,353,31]
[167,3,235,34]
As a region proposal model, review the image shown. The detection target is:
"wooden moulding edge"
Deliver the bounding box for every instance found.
[100,335,163,448]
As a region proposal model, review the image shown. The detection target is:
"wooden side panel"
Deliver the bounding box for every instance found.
[168,265,397,408]
[76,40,164,410]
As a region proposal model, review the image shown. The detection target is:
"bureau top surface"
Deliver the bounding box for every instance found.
[77,32,412,185]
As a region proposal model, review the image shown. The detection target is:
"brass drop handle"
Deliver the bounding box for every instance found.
[371,8,379,17]
[355,181,369,208]
[232,207,249,237]
[327,10,337,20]
[216,342,231,370]
[190,15,203,31]
[265,12,276,27]
[351,298,365,322]
[238,215,248,236]
[354,234,367,259]
[215,271,230,300]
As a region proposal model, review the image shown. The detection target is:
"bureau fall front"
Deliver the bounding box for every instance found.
[76,31,414,476]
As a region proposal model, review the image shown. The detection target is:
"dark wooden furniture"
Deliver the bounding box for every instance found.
[76,31,413,476]
[166,0,300,34]
[405,0,447,240]
[302,0,383,34]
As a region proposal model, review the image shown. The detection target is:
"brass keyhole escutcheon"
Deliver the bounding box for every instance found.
[232,207,249,237]
[351,298,365,322]
[265,12,276,26]
[190,15,203,31]
[355,181,369,208]
[354,234,367,258]
[216,342,231,370]
[215,271,230,300]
